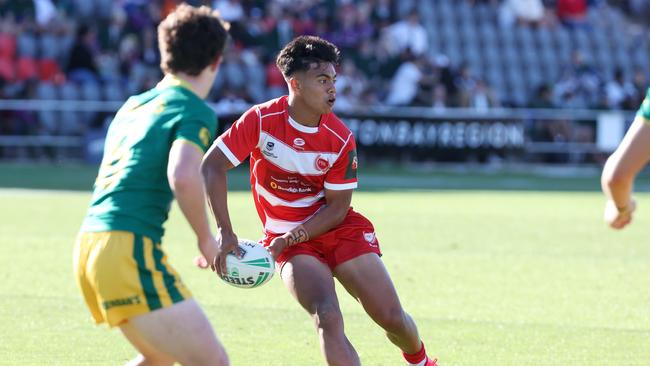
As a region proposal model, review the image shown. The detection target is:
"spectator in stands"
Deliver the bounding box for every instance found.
[529,84,556,109]
[527,84,566,162]
[213,89,249,114]
[605,68,635,110]
[384,50,423,106]
[383,9,428,57]
[555,50,601,108]
[266,8,295,53]
[463,78,501,110]
[213,0,244,22]
[33,0,56,27]
[499,0,547,28]
[556,0,589,28]
[369,0,394,24]
[99,5,127,51]
[66,24,99,84]
[333,84,356,111]
[0,0,35,21]
[329,4,373,56]
[455,63,477,106]
[626,69,648,109]
[336,59,368,103]
[431,83,448,112]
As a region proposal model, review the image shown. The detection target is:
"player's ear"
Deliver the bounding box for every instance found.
[288,77,300,92]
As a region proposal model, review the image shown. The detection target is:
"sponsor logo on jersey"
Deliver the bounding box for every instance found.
[315,155,330,172]
[199,127,211,148]
[293,138,305,148]
[344,149,358,179]
[102,294,142,310]
[363,231,378,247]
[262,141,278,158]
[269,180,313,193]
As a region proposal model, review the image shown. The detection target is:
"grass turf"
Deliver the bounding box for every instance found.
[1,187,649,365]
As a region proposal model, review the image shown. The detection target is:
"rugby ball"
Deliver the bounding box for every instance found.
[219,239,275,289]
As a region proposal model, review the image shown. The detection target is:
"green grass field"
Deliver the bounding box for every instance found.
[1,165,649,365]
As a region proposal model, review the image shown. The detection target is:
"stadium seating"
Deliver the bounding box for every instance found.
[0,0,647,110]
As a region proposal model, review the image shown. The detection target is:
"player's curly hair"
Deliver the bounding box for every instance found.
[276,35,341,78]
[158,4,230,76]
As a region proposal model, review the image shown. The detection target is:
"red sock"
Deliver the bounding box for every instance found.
[403,341,427,365]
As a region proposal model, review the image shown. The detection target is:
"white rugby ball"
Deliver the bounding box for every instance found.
[219,239,275,289]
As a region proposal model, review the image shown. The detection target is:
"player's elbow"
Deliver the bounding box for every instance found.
[168,169,195,192]
[201,151,227,181]
[602,157,634,190]
[331,204,350,226]
[602,170,632,190]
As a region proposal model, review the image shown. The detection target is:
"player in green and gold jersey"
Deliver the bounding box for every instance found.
[602,87,650,229]
[73,4,231,365]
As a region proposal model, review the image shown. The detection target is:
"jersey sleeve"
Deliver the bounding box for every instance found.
[324,135,358,190]
[637,87,650,122]
[215,107,260,166]
[174,117,216,153]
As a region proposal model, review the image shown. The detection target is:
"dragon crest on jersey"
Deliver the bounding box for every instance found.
[315,155,330,172]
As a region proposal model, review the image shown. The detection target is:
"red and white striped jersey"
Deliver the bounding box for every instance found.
[215,96,358,234]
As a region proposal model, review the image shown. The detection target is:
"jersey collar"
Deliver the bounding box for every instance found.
[283,96,322,134]
[288,116,319,133]
[157,74,196,95]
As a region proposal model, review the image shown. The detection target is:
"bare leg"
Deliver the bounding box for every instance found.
[281,255,360,366]
[334,253,422,354]
[120,299,229,366]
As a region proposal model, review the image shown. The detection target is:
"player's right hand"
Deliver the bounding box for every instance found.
[214,230,239,277]
[196,235,220,270]
[604,198,636,229]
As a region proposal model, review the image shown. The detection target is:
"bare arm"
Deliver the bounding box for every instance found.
[267,188,352,258]
[200,143,238,275]
[167,140,217,261]
[601,116,650,228]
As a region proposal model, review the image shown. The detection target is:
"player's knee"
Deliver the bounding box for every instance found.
[129,353,174,366]
[312,302,344,332]
[374,306,407,333]
[182,348,229,366]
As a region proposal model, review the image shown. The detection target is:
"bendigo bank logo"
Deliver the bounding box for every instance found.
[269,178,313,193]
[315,155,330,172]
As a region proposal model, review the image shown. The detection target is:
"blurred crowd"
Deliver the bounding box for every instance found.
[0,0,649,141]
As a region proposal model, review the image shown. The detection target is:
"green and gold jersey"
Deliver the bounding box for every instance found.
[81,75,217,242]
[638,87,650,122]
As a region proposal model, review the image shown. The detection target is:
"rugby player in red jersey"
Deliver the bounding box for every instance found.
[201,35,437,366]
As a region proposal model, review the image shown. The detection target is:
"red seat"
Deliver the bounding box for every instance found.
[0,58,14,81]
[16,57,38,81]
[0,33,16,60]
[39,58,61,81]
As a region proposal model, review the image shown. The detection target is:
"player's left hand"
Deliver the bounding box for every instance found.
[267,236,288,259]
[604,198,636,229]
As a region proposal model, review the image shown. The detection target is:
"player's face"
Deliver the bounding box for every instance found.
[299,62,337,115]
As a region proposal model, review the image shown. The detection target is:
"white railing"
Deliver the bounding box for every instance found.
[0,99,636,160]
